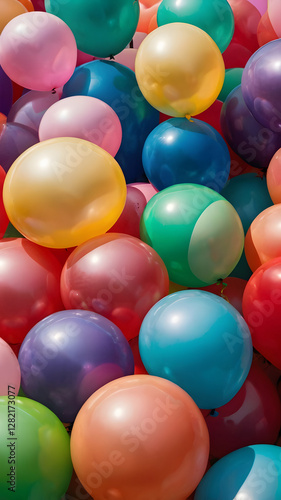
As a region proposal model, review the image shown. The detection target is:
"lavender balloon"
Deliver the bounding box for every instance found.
[242,40,281,133]
[0,66,13,117]
[220,85,281,169]
[0,122,38,172]
[8,89,61,132]
[18,310,134,422]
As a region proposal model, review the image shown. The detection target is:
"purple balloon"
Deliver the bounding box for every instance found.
[220,85,281,169]
[0,66,13,117]
[8,89,61,132]
[0,122,38,172]
[242,40,281,133]
[18,310,134,422]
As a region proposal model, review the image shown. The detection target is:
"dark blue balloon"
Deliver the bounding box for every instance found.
[142,118,230,192]
[0,66,13,117]
[63,60,159,183]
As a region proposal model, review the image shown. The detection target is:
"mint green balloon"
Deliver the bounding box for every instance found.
[218,68,244,102]
[157,0,234,53]
[45,0,140,58]
[0,397,72,500]
[140,184,244,287]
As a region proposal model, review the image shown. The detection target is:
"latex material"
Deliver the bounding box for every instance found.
[39,96,122,157]
[45,0,140,58]
[248,0,267,15]
[0,12,77,91]
[0,338,21,396]
[63,60,159,183]
[218,68,243,102]
[18,0,34,10]
[157,0,234,53]
[0,66,13,117]
[8,89,61,132]
[257,11,278,47]
[268,0,281,38]
[135,23,225,117]
[227,0,260,53]
[0,165,8,238]
[0,397,72,499]
[137,0,160,33]
[60,233,169,341]
[129,336,148,374]
[71,375,210,500]
[0,0,27,33]
[201,277,247,316]
[3,138,127,248]
[19,310,134,422]
[142,118,230,192]
[243,257,281,370]
[0,122,38,173]
[267,148,281,203]
[140,183,244,287]
[0,238,63,344]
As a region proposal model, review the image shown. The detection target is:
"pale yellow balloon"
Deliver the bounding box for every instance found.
[3,138,127,248]
[135,22,225,117]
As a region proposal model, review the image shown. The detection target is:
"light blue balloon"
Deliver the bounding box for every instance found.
[195,445,281,500]
[139,290,253,409]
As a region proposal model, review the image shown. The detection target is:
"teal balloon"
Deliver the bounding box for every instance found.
[218,68,244,102]
[45,0,140,57]
[157,0,234,53]
[139,290,253,409]
[195,445,281,500]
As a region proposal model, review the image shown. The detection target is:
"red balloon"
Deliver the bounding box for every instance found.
[61,233,169,341]
[257,10,278,46]
[49,247,76,266]
[200,277,248,315]
[196,100,223,135]
[0,165,9,238]
[0,238,64,344]
[242,257,281,369]
[129,335,148,374]
[228,0,261,53]
[205,360,281,458]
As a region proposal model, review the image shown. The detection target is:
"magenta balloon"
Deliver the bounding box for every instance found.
[0,338,21,396]
[39,96,122,157]
[8,89,61,132]
[0,122,38,172]
[248,0,267,15]
[0,12,77,91]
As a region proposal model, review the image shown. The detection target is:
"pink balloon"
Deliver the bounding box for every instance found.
[248,0,268,15]
[112,48,137,72]
[268,0,281,37]
[0,338,21,396]
[0,12,77,91]
[39,96,122,157]
[8,89,62,132]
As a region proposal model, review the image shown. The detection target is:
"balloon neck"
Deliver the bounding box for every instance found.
[185,114,193,122]
[210,409,219,417]
[109,55,115,60]
[216,279,230,304]
[51,88,56,94]
[256,168,267,179]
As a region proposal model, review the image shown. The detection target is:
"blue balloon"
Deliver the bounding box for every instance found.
[142,118,230,192]
[63,60,159,183]
[139,290,253,409]
[195,445,281,500]
[0,66,13,117]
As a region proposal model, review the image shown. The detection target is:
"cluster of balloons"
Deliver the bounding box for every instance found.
[0,0,281,499]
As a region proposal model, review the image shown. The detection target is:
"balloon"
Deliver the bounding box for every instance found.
[227,0,261,54]
[157,0,234,53]
[257,11,278,47]
[137,0,160,33]
[0,0,27,33]
[129,336,148,374]
[71,375,210,500]
[135,23,225,117]
[18,0,34,11]
[109,182,158,238]
[142,118,230,192]
[39,96,122,157]
[3,138,126,248]
[242,257,281,369]
[205,361,281,458]
[0,66,13,117]
[242,40,281,134]
[248,0,267,15]
[0,122,38,173]
[0,397,72,499]
[109,48,137,72]
[223,41,253,69]
[0,165,9,238]
[195,445,281,500]
[63,60,159,183]
[218,68,243,102]
[32,0,45,10]
[8,89,61,133]
[64,471,92,500]
[139,290,253,408]
[0,238,63,344]
[220,85,281,169]
[195,100,223,135]
[19,310,134,422]
[60,233,169,340]
[201,277,247,316]
[0,338,21,396]
[140,183,244,287]
[45,0,140,58]
[0,12,77,91]
[268,0,281,38]
[245,205,281,272]
[267,148,281,203]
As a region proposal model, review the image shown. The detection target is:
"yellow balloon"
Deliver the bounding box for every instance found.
[135,22,225,117]
[3,138,127,248]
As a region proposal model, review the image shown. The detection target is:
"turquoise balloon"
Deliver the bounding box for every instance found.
[195,445,281,500]
[139,290,253,409]
[157,0,234,53]
[218,68,243,102]
[45,0,140,57]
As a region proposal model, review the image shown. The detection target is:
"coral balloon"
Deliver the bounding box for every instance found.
[8,89,61,132]
[0,12,77,91]
[268,0,281,38]
[267,148,281,204]
[257,11,278,46]
[61,233,169,340]
[0,122,38,173]
[71,375,210,500]
[39,96,122,157]
[0,165,9,238]
[0,0,27,33]
[0,338,21,396]
[135,23,225,117]
[137,0,160,33]
[3,138,126,248]
[18,0,34,11]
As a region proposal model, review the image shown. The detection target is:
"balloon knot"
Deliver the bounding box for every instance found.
[109,55,115,60]
[185,114,193,122]
[216,278,230,303]
[51,88,56,94]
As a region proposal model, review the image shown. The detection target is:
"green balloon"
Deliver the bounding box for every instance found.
[140,184,244,287]
[218,68,244,102]
[45,0,140,58]
[0,397,72,500]
[157,0,234,53]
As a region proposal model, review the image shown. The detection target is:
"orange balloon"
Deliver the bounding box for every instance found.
[17,0,34,11]
[0,0,28,34]
[267,147,281,204]
[71,375,209,500]
[137,0,160,33]
[245,204,281,272]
